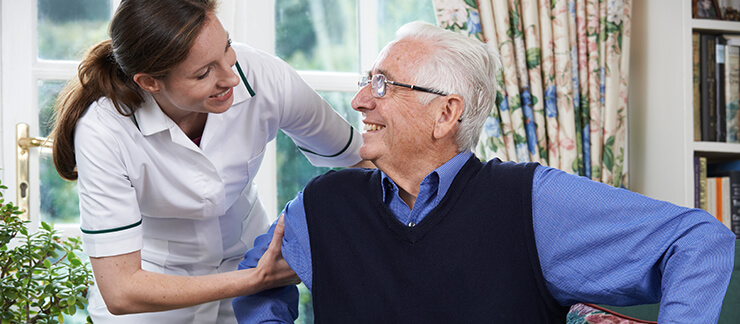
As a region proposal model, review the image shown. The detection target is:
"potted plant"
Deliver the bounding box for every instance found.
[1,178,93,324]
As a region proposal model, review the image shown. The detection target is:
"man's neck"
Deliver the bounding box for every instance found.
[377,149,459,209]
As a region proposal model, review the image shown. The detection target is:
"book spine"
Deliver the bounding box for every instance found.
[716,177,724,224]
[700,156,708,211]
[708,177,716,216]
[694,32,702,142]
[722,176,731,230]
[716,36,727,142]
[701,34,718,141]
[695,156,701,208]
[729,171,740,238]
[725,43,740,143]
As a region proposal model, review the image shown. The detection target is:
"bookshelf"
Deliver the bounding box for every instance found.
[628,0,740,208]
[621,2,740,321]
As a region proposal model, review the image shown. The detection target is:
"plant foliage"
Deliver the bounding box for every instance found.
[0,180,93,324]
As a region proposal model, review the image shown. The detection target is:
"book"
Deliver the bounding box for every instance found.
[721,176,731,229]
[695,156,701,208]
[693,32,702,142]
[706,160,740,237]
[716,35,727,142]
[724,41,740,143]
[706,176,716,216]
[699,156,708,210]
[701,33,717,141]
[707,176,731,227]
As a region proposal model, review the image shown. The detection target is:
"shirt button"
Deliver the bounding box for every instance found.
[408,222,416,227]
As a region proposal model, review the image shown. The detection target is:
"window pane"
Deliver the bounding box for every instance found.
[37,0,110,60]
[38,80,80,224]
[275,0,358,72]
[276,91,360,210]
[377,0,436,49]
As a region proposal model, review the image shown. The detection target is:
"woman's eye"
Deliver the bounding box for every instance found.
[198,68,211,80]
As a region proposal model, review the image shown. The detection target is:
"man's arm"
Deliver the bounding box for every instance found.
[232,193,315,323]
[532,165,736,323]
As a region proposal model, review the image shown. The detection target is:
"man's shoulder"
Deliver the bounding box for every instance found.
[308,168,377,187]
[479,158,540,173]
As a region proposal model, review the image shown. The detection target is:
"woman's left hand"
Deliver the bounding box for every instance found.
[255,214,301,289]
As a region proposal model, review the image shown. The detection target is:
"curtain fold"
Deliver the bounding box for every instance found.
[433,0,630,186]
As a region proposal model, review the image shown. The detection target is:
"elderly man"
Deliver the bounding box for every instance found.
[233,21,735,323]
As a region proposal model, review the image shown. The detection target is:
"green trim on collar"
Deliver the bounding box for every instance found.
[235,61,256,97]
[80,219,143,234]
[298,124,354,158]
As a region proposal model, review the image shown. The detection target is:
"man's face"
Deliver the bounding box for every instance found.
[351,39,440,168]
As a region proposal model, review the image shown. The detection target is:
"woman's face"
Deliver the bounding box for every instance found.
[151,12,240,121]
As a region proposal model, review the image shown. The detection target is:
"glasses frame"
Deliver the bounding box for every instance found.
[358,73,449,98]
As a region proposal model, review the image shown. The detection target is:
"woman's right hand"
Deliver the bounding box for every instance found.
[255,214,301,289]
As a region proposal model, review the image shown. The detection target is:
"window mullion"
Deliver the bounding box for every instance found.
[298,71,359,92]
[34,60,78,80]
[358,0,378,73]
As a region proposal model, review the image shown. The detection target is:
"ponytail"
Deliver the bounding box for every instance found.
[50,40,145,181]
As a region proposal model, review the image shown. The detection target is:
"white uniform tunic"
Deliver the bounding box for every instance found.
[76,43,362,323]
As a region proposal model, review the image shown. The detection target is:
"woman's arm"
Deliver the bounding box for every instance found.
[90,216,299,315]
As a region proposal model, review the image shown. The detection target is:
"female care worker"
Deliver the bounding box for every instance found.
[50,0,364,322]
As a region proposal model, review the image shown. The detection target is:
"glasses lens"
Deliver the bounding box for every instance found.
[372,74,386,98]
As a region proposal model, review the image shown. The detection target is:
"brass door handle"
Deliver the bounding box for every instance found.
[16,123,53,221]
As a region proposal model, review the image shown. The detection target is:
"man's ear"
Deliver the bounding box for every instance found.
[433,94,464,140]
[133,73,161,93]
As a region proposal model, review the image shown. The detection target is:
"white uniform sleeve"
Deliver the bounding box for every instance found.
[274,58,363,167]
[75,105,143,257]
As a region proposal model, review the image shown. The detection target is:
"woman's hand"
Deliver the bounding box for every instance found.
[255,215,301,289]
[90,214,300,315]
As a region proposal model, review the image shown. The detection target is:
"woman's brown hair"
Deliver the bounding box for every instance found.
[50,0,217,180]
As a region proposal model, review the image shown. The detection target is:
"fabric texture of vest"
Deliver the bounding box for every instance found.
[304,156,569,323]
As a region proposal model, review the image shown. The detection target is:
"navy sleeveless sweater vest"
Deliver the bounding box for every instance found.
[303,156,568,323]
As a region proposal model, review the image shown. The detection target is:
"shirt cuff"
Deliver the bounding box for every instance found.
[81,222,143,257]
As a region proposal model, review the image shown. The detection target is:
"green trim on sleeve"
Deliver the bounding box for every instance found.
[298,124,354,158]
[80,219,143,234]
[235,61,256,97]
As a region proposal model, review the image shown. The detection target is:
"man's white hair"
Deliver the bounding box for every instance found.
[380,21,502,152]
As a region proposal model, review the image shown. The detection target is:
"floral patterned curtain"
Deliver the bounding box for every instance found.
[433,0,631,187]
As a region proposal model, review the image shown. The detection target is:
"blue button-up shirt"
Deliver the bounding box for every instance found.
[234,151,736,323]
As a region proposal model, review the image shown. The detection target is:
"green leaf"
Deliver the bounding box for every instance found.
[44,258,52,269]
[463,0,478,8]
[526,47,541,69]
[41,222,52,231]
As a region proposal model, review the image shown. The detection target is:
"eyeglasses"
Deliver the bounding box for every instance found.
[358,73,449,98]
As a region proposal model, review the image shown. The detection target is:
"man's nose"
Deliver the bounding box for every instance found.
[351,84,375,112]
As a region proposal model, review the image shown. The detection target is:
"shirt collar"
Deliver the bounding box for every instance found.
[380,151,473,201]
[133,93,175,136]
[231,63,251,106]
